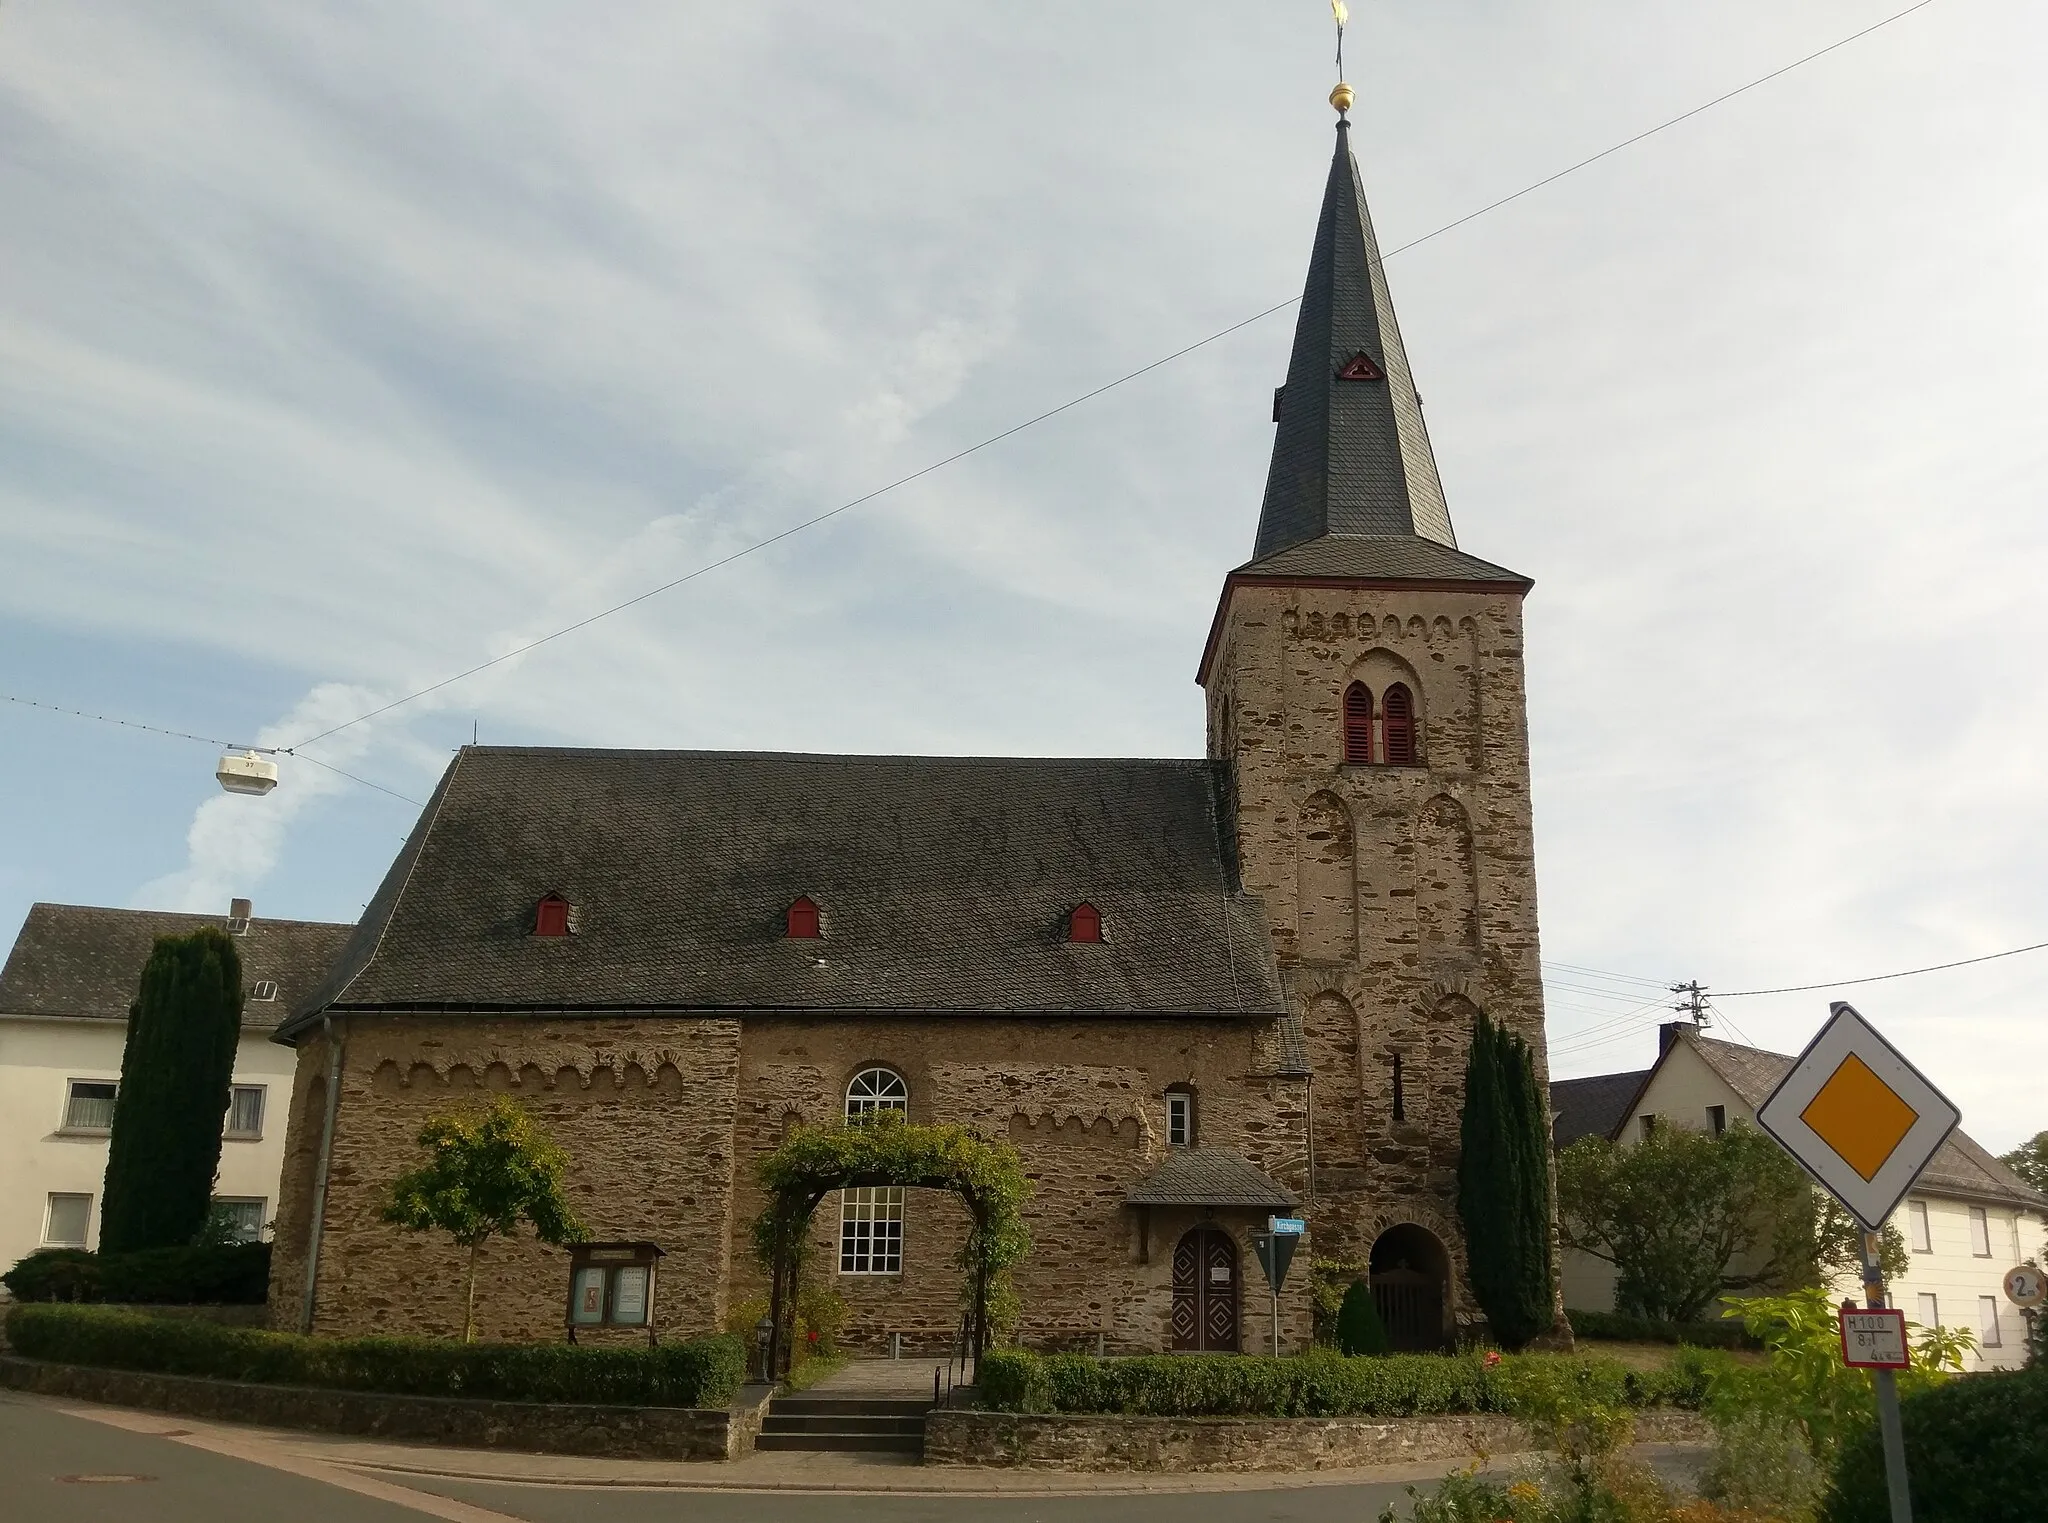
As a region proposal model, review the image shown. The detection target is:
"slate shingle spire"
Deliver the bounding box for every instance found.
[1253,106,1458,560]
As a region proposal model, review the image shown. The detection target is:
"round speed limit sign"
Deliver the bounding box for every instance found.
[2006,1265,2047,1309]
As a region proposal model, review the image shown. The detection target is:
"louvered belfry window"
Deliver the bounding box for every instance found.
[786,896,821,939]
[533,895,570,937]
[1382,684,1416,765]
[1342,682,1373,764]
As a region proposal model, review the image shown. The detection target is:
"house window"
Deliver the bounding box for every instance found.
[1638,1114,1658,1141]
[534,895,571,937]
[1068,903,1103,943]
[839,1187,904,1274]
[1908,1199,1931,1253]
[1706,1104,1726,1137]
[63,1079,118,1133]
[1391,1053,1406,1123]
[44,1193,91,1248]
[845,1067,907,1121]
[1916,1292,1940,1330]
[1382,684,1416,765]
[1979,1296,2003,1348]
[251,980,279,1001]
[1343,683,1373,763]
[786,895,821,939]
[211,1198,267,1243]
[1166,1090,1194,1147]
[1969,1206,1992,1257]
[225,1085,266,1140]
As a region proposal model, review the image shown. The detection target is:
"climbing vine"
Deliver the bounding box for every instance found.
[751,1114,1031,1375]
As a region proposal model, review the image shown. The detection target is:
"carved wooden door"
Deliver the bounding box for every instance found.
[1171,1227,1240,1352]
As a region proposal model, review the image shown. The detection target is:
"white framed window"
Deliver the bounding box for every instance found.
[1978,1296,2002,1348]
[844,1067,907,1122]
[1916,1292,1940,1330]
[1166,1091,1193,1147]
[250,980,279,1001]
[43,1193,92,1248]
[839,1187,904,1274]
[1907,1199,1931,1253]
[211,1197,267,1243]
[225,1085,266,1140]
[1968,1206,1992,1258]
[62,1079,118,1133]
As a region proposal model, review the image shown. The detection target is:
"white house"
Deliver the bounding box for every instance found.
[1553,1024,2048,1371]
[0,901,351,1283]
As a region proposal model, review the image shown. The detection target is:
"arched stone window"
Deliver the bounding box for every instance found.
[1343,682,1373,763]
[844,1067,907,1122]
[1383,684,1417,765]
[841,1067,909,1275]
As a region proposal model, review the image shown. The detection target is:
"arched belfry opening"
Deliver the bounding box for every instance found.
[1369,1223,1452,1351]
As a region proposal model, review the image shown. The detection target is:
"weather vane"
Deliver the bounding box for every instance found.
[1330,1,1354,115]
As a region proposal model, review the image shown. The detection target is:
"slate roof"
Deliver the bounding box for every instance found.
[1549,1069,1652,1150]
[1124,1149,1298,1209]
[0,903,353,1033]
[1234,534,1529,589]
[283,748,1288,1038]
[1255,119,1457,559]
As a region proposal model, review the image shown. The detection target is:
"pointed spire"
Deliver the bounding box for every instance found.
[1252,109,1459,563]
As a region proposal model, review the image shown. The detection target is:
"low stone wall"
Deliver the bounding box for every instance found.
[925,1408,1711,1472]
[0,1356,773,1462]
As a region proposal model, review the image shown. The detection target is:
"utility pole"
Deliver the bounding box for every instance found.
[1670,980,1710,1028]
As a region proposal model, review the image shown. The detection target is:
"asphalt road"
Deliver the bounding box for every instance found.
[1,1395,1437,1523]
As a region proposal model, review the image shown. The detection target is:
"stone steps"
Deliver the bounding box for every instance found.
[756,1394,931,1455]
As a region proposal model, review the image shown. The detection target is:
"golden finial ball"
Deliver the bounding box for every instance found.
[1329,82,1355,114]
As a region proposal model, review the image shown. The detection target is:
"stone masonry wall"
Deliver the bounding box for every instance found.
[1206,583,1553,1322]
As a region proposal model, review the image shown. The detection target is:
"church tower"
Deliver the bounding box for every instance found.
[1198,86,1550,1333]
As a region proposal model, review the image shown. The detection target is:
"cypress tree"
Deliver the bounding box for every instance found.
[1456,1010,1556,1349]
[99,928,245,1254]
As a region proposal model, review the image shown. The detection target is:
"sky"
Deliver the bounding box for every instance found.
[2,2,2044,1152]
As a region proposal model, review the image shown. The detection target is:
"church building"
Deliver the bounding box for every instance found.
[268,92,1552,1357]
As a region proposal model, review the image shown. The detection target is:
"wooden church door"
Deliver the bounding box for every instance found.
[1171,1227,1240,1352]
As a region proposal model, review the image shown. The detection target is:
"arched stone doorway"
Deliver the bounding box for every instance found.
[1369,1223,1452,1351]
[1171,1226,1240,1352]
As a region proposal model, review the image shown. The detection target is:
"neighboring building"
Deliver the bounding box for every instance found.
[0,901,353,1281]
[1553,1024,2048,1370]
[267,96,1555,1354]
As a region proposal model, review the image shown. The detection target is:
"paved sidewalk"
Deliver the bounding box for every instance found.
[798,1358,955,1401]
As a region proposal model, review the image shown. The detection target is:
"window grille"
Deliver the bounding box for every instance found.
[1908,1200,1931,1253]
[1382,684,1416,765]
[1342,683,1373,763]
[226,1085,266,1139]
[63,1080,117,1132]
[845,1067,907,1121]
[44,1193,91,1248]
[839,1187,904,1274]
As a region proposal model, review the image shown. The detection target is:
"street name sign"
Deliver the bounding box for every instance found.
[1270,1217,1306,1236]
[2006,1265,2047,1309]
[1754,1002,1960,1232]
[1839,1307,1910,1370]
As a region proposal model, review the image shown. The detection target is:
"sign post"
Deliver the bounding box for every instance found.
[1251,1217,1305,1357]
[1755,1002,1962,1523]
[2006,1264,2045,1360]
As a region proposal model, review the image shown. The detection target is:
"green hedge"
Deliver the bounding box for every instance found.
[4,1304,747,1409]
[1566,1307,1759,1351]
[1820,1367,2048,1523]
[3,1244,271,1305]
[977,1347,1711,1418]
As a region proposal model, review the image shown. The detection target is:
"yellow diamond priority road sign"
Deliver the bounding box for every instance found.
[1755,1002,1960,1232]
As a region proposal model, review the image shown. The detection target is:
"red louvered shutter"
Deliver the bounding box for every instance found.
[1383,684,1416,765]
[1343,683,1373,764]
[1069,903,1102,943]
[786,896,821,939]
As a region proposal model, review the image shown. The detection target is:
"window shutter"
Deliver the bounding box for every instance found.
[1343,683,1373,764]
[786,896,821,939]
[1383,684,1416,765]
[1069,903,1103,943]
[534,896,570,937]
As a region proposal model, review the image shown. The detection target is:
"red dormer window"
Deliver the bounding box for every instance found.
[1068,903,1103,944]
[534,894,570,938]
[786,896,821,940]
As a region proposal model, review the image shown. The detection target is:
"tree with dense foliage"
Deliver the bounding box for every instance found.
[1335,1279,1389,1356]
[382,1096,587,1342]
[1456,1011,1556,1349]
[98,929,245,1255]
[1999,1129,2048,1194]
[1558,1122,1906,1323]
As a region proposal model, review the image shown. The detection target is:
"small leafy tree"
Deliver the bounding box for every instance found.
[382,1096,587,1342]
[1456,1011,1555,1349]
[100,929,245,1254]
[2000,1129,2048,1193]
[1336,1279,1389,1356]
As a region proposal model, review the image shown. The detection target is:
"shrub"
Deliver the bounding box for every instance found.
[1568,1308,1760,1351]
[1819,1366,2048,1523]
[4,1303,746,1409]
[2,1243,271,1305]
[1697,1408,1826,1521]
[1336,1280,1389,1356]
[977,1347,1708,1419]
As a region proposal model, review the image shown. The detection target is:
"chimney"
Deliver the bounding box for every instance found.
[1658,1021,1690,1056]
[227,898,253,934]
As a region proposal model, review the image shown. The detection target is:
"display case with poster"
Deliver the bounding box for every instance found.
[562,1242,664,1346]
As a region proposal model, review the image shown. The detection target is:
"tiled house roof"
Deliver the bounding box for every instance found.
[1549,1069,1653,1149]
[284,748,1288,1036]
[1125,1149,1298,1208]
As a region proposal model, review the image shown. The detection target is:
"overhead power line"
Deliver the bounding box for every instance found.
[1717,939,2048,997]
[281,0,1945,750]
